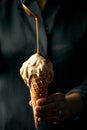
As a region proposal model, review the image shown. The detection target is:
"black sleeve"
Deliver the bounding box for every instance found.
[66,79,87,118]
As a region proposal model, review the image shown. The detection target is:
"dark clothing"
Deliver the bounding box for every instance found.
[0,0,87,129]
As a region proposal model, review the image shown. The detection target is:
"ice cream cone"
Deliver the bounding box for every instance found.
[20,53,54,129]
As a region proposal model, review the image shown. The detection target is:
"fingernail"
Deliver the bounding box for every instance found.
[38,118,41,122]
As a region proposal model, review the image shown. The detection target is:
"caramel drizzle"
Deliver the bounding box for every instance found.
[22,3,40,54]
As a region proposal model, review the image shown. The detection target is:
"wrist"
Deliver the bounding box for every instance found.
[65,93,84,118]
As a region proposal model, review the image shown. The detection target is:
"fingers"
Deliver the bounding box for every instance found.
[36,93,65,106]
[35,101,66,115]
[37,110,65,124]
[29,93,68,124]
[38,116,60,124]
[34,102,67,120]
[29,93,65,107]
[35,93,66,114]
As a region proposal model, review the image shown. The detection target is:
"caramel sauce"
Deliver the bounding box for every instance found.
[22,3,40,54]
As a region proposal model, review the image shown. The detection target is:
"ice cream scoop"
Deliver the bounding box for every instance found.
[20,53,54,87]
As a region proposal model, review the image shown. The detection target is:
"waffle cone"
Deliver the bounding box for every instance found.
[29,74,48,129]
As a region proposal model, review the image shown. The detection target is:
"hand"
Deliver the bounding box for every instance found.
[29,93,71,124]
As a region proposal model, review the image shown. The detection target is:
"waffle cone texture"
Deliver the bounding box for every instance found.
[29,74,48,129]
